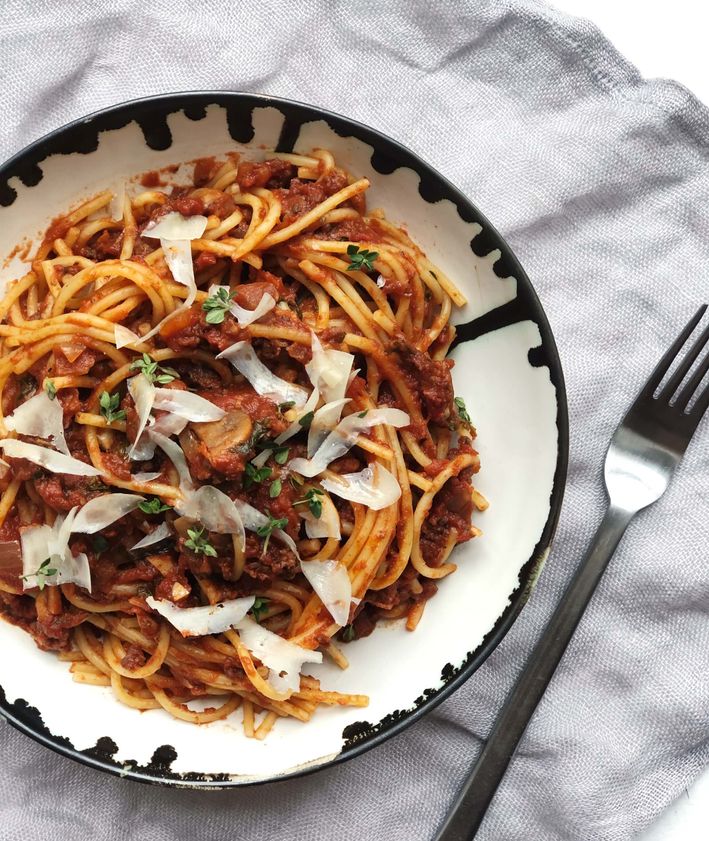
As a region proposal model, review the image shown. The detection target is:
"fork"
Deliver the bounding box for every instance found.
[434,305,709,841]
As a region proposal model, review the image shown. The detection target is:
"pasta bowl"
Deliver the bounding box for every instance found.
[0,92,568,786]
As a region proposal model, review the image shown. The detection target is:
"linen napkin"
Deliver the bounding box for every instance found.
[1,1,708,839]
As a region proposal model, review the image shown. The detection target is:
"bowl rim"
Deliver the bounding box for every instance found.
[0,89,569,788]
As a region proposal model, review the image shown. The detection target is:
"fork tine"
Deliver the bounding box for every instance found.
[673,342,709,411]
[641,305,708,398]
[658,317,709,403]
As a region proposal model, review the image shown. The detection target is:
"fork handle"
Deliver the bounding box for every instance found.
[433,503,635,841]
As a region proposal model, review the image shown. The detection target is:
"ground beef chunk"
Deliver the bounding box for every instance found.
[391,340,454,424]
[121,644,147,671]
[315,217,379,243]
[34,473,106,512]
[80,229,123,260]
[419,474,474,567]
[52,342,99,376]
[237,159,295,190]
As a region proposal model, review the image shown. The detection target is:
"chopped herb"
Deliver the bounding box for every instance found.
[269,478,282,498]
[90,535,109,556]
[185,526,217,557]
[44,380,57,400]
[341,624,356,642]
[454,396,471,424]
[346,244,378,273]
[255,513,288,553]
[139,497,172,515]
[278,400,295,413]
[273,446,290,465]
[21,557,57,591]
[99,390,127,424]
[251,597,268,623]
[248,420,271,452]
[202,287,235,325]
[130,353,178,385]
[294,487,324,519]
[357,410,368,418]
[298,411,314,430]
[244,462,272,489]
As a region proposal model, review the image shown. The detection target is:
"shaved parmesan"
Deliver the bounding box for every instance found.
[307,398,350,457]
[235,616,322,693]
[149,431,194,493]
[176,485,245,551]
[142,212,208,241]
[131,522,172,551]
[114,324,142,349]
[217,341,309,408]
[5,391,69,455]
[152,388,225,423]
[231,292,276,326]
[21,508,91,592]
[137,239,198,344]
[321,463,401,510]
[0,439,101,476]
[131,413,189,461]
[305,333,354,403]
[300,559,351,626]
[146,595,254,637]
[298,492,341,540]
[232,499,299,558]
[274,387,320,445]
[289,408,410,478]
[127,374,155,456]
[73,493,145,534]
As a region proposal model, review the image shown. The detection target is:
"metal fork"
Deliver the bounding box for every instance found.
[434,305,709,841]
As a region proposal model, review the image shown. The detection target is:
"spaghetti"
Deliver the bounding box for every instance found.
[0,150,485,737]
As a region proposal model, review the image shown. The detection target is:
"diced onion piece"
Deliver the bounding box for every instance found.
[305,333,354,404]
[114,324,142,349]
[274,387,320,446]
[0,439,101,476]
[146,595,254,637]
[298,492,341,540]
[21,508,92,592]
[232,499,299,558]
[307,398,350,457]
[289,408,410,478]
[321,463,401,510]
[300,559,351,626]
[176,485,245,552]
[5,391,69,455]
[152,388,225,422]
[217,341,309,408]
[149,431,194,493]
[127,374,155,456]
[142,212,208,241]
[235,616,322,693]
[230,292,276,326]
[109,184,125,222]
[132,470,161,482]
[73,493,145,534]
[131,522,172,551]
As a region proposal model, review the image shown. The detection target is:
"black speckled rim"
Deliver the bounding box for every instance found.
[0,91,569,787]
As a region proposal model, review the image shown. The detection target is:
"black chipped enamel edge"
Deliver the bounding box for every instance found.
[0,91,569,788]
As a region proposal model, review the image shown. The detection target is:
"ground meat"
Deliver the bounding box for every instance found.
[419,475,474,567]
[5,456,40,482]
[193,157,218,186]
[391,339,454,424]
[194,251,218,272]
[134,606,160,638]
[52,342,99,376]
[242,535,300,584]
[34,473,106,512]
[80,229,123,261]
[100,451,132,480]
[58,388,83,426]
[173,361,222,390]
[1,375,20,416]
[33,609,88,652]
[170,195,205,217]
[315,217,379,242]
[121,644,147,671]
[236,159,295,190]
[274,180,328,227]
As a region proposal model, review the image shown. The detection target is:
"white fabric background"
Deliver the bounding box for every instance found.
[1,1,708,839]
